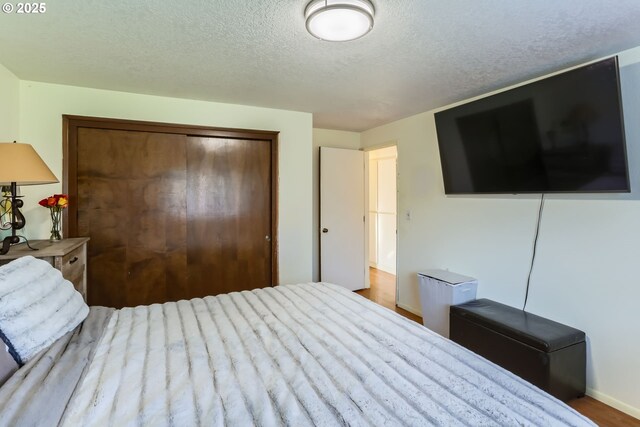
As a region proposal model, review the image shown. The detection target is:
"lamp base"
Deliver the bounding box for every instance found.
[0,182,28,255]
[0,235,20,255]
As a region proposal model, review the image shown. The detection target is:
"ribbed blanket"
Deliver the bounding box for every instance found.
[0,256,89,365]
[60,283,592,426]
[0,306,114,426]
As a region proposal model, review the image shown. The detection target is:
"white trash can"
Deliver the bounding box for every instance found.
[418,270,478,338]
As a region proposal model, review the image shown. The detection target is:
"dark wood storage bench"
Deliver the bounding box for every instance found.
[450,299,586,402]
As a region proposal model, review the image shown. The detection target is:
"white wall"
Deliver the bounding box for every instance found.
[0,64,20,240]
[17,81,313,285]
[361,47,640,417]
[312,128,361,281]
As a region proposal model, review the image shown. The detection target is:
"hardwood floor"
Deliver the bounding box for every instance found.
[356,267,422,323]
[358,267,640,427]
[569,397,640,426]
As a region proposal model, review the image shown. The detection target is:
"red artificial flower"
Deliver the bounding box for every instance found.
[39,194,70,210]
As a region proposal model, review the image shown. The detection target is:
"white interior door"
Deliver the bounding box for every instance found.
[320,147,366,291]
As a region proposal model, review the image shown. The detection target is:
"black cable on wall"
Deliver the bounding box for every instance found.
[523,194,545,311]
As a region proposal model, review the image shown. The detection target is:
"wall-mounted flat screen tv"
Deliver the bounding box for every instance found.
[435,57,629,194]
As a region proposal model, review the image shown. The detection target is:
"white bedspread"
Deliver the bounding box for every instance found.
[61,283,593,426]
[0,256,88,365]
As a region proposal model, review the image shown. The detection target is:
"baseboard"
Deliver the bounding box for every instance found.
[586,387,640,420]
[369,263,396,275]
[396,302,422,318]
[376,265,396,275]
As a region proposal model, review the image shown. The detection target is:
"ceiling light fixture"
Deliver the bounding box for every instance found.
[305,0,375,42]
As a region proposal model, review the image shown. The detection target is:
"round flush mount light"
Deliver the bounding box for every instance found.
[305,0,375,42]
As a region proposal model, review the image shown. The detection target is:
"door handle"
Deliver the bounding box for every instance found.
[265,235,271,242]
[322,228,328,233]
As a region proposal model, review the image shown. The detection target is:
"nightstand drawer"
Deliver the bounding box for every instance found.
[60,245,85,281]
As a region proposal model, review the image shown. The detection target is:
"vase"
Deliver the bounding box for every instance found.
[50,207,62,242]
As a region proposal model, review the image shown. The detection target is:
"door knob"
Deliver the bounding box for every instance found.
[322,228,328,233]
[265,235,271,241]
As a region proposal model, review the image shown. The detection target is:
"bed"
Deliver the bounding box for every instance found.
[0,257,594,426]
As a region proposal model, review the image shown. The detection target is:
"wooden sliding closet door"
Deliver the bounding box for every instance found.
[77,128,189,308]
[68,118,277,308]
[186,136,272,296]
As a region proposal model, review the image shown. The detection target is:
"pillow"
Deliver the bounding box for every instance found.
[0,256,89,365]
[0,339,18,386]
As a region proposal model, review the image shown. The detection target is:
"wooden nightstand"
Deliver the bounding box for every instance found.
[0,237,90,302]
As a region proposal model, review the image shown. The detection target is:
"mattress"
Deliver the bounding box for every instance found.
[0,283,594,426]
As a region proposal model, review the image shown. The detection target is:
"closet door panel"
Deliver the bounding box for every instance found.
[186,137,272,296]
[77,128,188,307]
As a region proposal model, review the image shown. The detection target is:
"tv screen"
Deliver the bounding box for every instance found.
[435,57,629,194]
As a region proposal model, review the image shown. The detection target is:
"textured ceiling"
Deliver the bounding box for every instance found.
[1,1,640,131]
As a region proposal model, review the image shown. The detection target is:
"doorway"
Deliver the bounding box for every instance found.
[367,145,397,305]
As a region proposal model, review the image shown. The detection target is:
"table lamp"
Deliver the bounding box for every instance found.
[0,142,58,255]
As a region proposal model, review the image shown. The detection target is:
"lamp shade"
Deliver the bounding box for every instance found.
[0,143,58,185]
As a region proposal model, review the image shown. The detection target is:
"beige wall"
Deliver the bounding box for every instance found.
[312,128,361,281]
[361,46,640,417]
[0,64,20,240]
[17,81,313,285]
[0,64,19,141]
